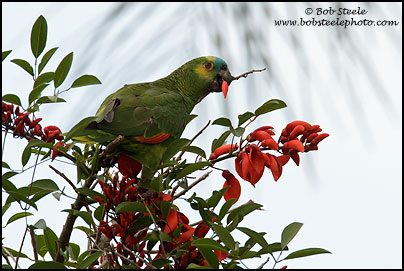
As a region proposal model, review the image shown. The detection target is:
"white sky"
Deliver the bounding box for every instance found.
[2,2,402,269]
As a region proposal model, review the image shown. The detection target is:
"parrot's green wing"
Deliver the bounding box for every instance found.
[95,82,191,138]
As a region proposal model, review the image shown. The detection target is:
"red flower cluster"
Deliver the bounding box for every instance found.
[2,101,63,142]
[93,156,229,268]
[212,121,328,203]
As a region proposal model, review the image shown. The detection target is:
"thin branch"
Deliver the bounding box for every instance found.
[29,227,39,261]
[2,247,20,269]
[175,120,211,162]
[49,165,78,193]
[15,225,28,269]
[257,257,270,269]
[173,170,212,200]
[231,68,266,81]
[139,194,167,259]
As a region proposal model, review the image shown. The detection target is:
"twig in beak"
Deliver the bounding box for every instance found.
[232,68,266,81]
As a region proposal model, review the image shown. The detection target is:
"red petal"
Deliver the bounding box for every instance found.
[310,133,329,146]
[222,80,228,98]
[222,170,241,203]
[277,155,290,166]
[179,228,195,243]
[214,250,228,262]
[163,208,178,234]
[284,121,312,134]
[261,136,279,150]
[118,154,142,178]
[212,144,238,159]
[290,152,300,166]
[288,125,305,139]
[195,221,210,238]
[268,154,282,181]
[250,130,272,142]
[284,139,304,153]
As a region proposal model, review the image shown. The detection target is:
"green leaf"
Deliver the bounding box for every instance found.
[11,59,34,77]
[52,192,62,201]
[2,202,11,216]
[74,226,91,235]
[70,75,101,88]
[62,209,94,227]
[2,94,22,106]
[34,71,54,88]
[2,161,10,169]
[43,227,58,260]
[191,238,227,252]
[283,248,331,260]
[211,130,231,153]
[254,99,287,117]
[258,242,288,255]
[5,212,33,227]
[67,243,80,261]
[212,117,233,128]
[7,191,38,210]
[160,200,171,219]
[187,263,214,269]
[227,202,263,225]
[210,223,236,250]
[230,127,245,137]
[21,140,53,167]
[2,246,29,259]
[176,161,211,179]
[2,50,12,61]
[34,234,48,257]
[76,187,105,201]
[206,186,229,209]
[30,15,47,58]
[198,247,219,269]
[36,95,66,104]
[152,258,171,269]
[32,179,59,191]
[77,251,103,269]
[33,219,47,230]
[281,222,303,250]
[182,145,206,158]
[64,116,97,141]
[28,261,67,269]
[115,202,147,214]
[127,216,153,234]
[218,198,236,223]
[94,204,105,222]
[237,227,270,251]
[238,111,255,126]
[29,83,49,105]
[38,47,58,74]
[162,138,190,162]
[54,52,73,88]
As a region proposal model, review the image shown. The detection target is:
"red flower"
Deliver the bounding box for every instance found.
[264,154,290,182]
[51,142,71,161]
[235,144,265,187]
[222,170,241,203]
[118,154,142,178]
[209,144,238,160]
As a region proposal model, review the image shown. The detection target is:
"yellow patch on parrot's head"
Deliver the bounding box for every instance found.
[193,56,219,79]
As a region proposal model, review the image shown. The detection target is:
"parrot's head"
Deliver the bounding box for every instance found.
[192,56,234,99]
[172,56,234,101]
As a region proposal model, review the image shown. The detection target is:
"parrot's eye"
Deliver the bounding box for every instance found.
[204,62,213,70]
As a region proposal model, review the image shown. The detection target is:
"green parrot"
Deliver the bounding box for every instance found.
[68,56,234,176]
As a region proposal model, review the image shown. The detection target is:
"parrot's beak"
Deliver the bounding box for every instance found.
[212,66,234,99]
